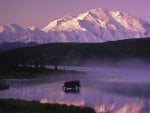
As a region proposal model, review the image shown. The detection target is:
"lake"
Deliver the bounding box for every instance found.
[0,66,150,113]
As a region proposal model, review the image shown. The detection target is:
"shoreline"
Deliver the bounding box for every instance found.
[0,66,83,79]
[0,99,96,113]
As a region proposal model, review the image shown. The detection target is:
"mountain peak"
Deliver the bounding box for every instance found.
[27,26,39,31]
[88,8,108,14]
[5,24,23,29]
[0,8,150,43]
[42,8,150,42]
[1,24,25,33]
[43,15,74,32]
[62,15,73,21]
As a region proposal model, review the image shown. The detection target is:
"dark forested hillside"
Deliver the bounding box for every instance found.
[0,42,38,52]
[0,38,150,66]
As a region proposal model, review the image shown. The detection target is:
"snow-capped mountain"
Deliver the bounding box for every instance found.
[0,8,150,43]
[0,24,49,43]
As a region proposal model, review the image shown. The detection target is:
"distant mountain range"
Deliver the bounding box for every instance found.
[0,8,150,44]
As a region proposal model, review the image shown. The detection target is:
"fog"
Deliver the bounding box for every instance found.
[0,60,150,112]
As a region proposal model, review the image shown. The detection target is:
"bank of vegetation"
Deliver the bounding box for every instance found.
[0,99,96,113]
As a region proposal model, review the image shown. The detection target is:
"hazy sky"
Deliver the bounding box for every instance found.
[0,0,150,28]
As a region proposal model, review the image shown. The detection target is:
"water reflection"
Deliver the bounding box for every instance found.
[0,66,150,113]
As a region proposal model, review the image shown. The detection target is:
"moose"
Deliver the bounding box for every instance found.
[62,80,81,92]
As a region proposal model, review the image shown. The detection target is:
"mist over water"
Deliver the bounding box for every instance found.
[0,60,150,113]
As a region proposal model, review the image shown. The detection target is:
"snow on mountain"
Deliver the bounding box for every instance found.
[0,24,50,43]
[43,8,150,42]
[0,24,30,43]
[0,8,150,43]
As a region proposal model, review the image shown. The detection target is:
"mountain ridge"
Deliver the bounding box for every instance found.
[0,8,150,43]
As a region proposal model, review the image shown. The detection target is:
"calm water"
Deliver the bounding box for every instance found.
[0,66,150,113]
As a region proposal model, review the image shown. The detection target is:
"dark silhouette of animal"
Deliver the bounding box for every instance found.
[63,80,81,92]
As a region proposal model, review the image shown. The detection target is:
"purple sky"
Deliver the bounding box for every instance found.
[0,0,150,28]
